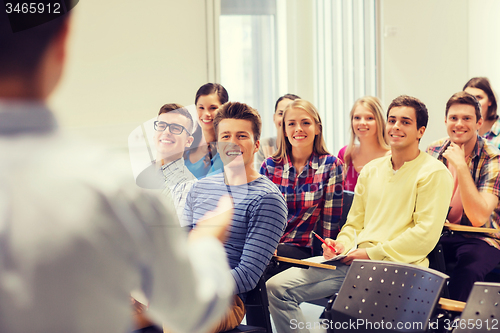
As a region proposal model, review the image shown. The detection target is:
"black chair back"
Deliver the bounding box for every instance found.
[339,190,355,229]
[226,275,272,333]
[453,282,500,332]
[428,243,449,298]
[324,260,448,332]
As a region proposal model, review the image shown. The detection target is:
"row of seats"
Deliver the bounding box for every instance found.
[233,259,500,332]
[231,188,500,332]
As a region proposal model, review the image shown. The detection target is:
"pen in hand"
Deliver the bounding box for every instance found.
[312,231,337,255]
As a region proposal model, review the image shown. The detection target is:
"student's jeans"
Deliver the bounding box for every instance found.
[267,262,350,333]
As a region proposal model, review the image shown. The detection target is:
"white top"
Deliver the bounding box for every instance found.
[0,101,234,333]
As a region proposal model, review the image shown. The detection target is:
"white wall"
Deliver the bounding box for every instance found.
[285,0,315,103]
[380,0,469,149]
[48,0,500,153]
[50,0,212,150]
[468,0,500,91]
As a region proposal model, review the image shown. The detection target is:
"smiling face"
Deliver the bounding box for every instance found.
[386,106,424,151]
[446,103,482,147]
[284,108,320,152]
[273,98,293,131]
[352,105,377,140]
[196,93,222,131]
[217,118,259,172]
[154,112,194,162]
[464,87,491,121]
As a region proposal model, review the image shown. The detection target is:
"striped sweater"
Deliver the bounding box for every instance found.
[184,173,287,298]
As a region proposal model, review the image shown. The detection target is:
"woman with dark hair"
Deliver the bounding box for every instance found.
[260,99,343,273]
[184,83,228,178]
[254,93,301,168]
[463,77,499,148]
[182,125,206,178]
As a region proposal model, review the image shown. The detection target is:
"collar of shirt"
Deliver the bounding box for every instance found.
[0,100,57,135]
[387,150,424,172]
[161,157,196,182]
[436,136,483,163]
[161,157,184,171]
[283,152,320,173]
[485,116,500,138]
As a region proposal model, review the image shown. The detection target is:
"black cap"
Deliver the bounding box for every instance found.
[5,0,78,32]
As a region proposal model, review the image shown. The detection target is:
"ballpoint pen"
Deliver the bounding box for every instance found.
[312,231,337,254]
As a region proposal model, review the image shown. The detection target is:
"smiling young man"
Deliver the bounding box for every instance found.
[154,104,194,166]
[135,104,197,224]
[267,95,453,333]
[152,104,197,223]
[183,102,287,332]
[427,91,500,301]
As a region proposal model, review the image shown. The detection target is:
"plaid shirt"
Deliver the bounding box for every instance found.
[426,136,500,249]
[260,153,343,249]
[483,117,500,151]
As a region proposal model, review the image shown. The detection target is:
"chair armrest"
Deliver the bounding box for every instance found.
[444,222,498,234]
[438,297,465,312]
[273,256,337,270]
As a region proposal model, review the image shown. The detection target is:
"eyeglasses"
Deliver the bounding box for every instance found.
[154,121,191,136]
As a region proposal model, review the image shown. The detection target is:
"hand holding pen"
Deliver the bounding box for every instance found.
[312,231,344,259]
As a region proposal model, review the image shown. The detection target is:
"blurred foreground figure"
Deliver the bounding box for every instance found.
[0,4,233,333]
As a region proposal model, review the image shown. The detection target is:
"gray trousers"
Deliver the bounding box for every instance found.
[267,260,350,333]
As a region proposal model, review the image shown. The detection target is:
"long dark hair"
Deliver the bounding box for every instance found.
[195,83,229,105]
[192,83,229,166]
[274,94,300,112]
[463,77,498,121]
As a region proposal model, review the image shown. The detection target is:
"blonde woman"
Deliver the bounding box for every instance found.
[260,99,343,266]
[338,96,390,191]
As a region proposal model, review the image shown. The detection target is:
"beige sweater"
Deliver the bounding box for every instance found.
[336,151,453,267]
